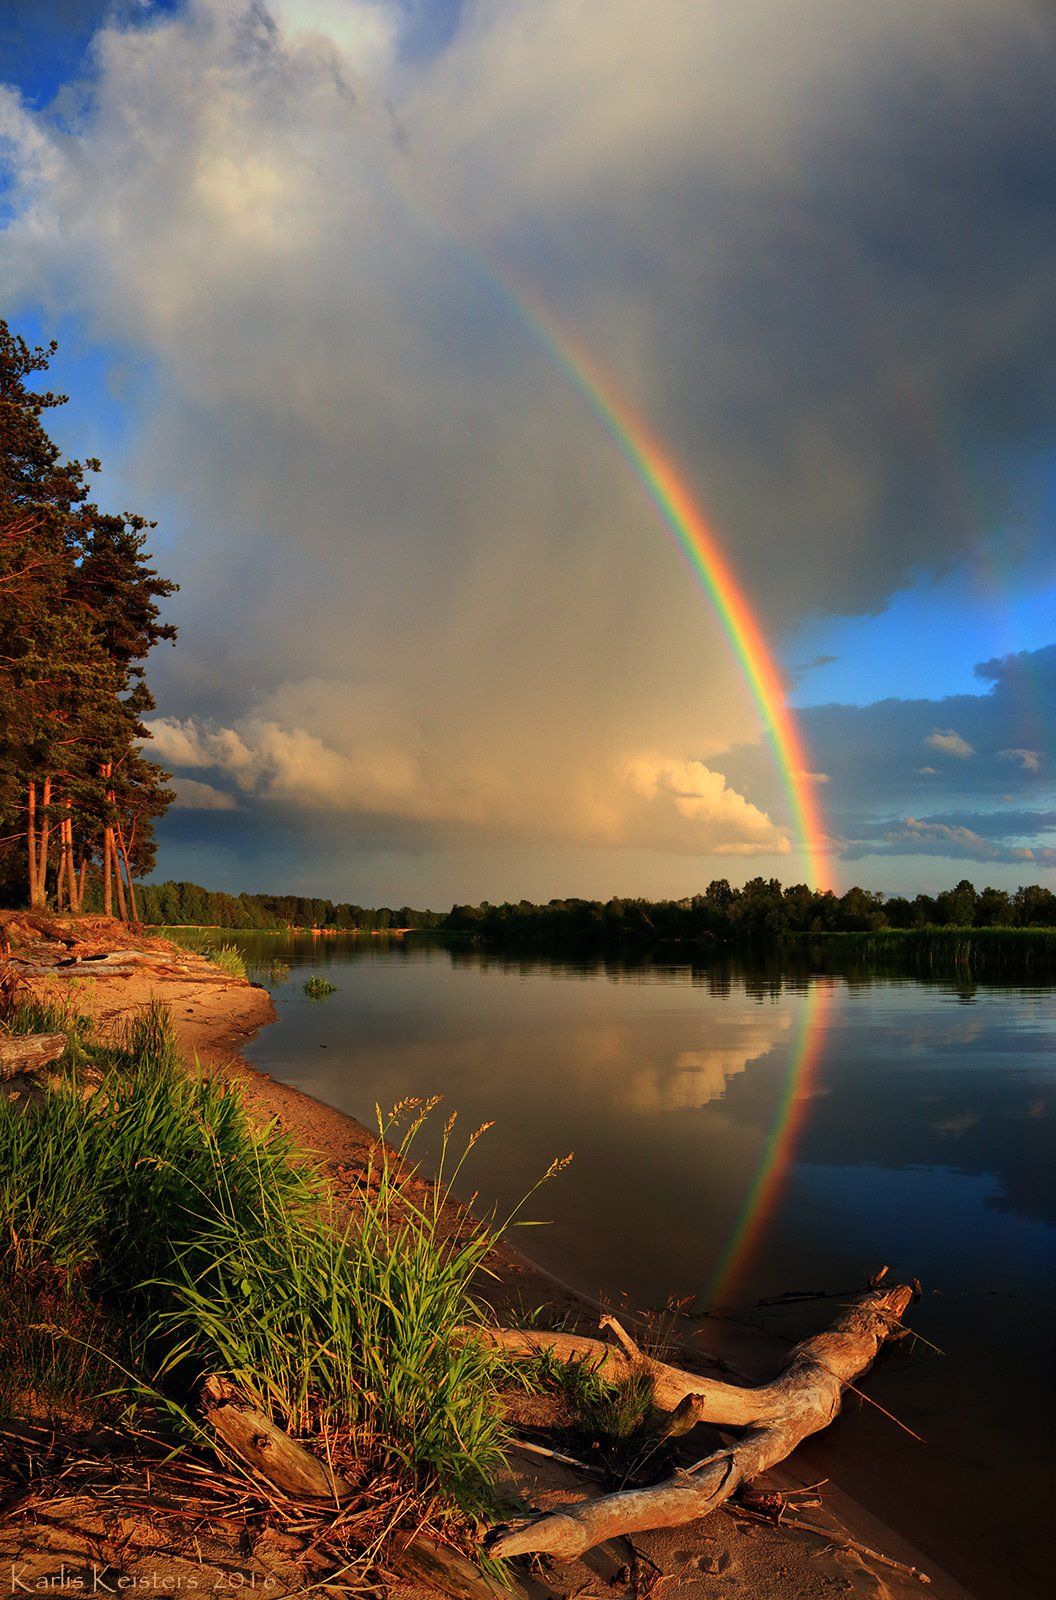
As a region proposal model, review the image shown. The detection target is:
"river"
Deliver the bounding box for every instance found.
[221,931,1054,1600]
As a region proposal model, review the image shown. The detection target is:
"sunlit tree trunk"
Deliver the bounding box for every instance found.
[116,820,137,923]
[112,826,127,921]
[102,827,113,916]
[36,775,52,906]
[27,781,40,908]
[100,761,114,916]
[62,809,77,913]
[56,811,69,912]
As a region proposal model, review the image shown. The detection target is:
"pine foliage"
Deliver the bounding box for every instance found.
[0,319,176,914]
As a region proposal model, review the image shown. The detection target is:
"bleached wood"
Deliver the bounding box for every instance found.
[484,1283,913,1559]
[0,1033,67,1082]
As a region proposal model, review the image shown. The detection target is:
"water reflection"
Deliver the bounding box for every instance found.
[222,931,1055,1600]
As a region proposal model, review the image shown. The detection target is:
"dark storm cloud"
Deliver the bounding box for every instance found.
[450,1,1056,625]
[2,1,1055,895]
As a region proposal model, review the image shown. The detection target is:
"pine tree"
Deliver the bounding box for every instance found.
[0,319,178,915]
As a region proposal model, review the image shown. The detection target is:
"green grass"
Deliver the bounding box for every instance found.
[0,1003,552,1532]
[303,974,336,999]
[158,929,249,978]
[153,1106,515,1515]
[203,942,248,980]
[578,1369,655,1441]
[522,1338,656,1445]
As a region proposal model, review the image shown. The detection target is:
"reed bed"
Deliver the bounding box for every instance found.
[784,925,1056,978]
[303,973,337,998]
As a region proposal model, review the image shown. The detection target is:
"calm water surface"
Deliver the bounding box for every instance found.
[228,933,1055,1600]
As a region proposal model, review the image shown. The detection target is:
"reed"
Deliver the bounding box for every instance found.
[303,974,336,998]
[203,941,248,980]
[785,925,1056,978]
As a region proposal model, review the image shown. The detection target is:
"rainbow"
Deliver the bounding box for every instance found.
[703,978,836,1305]
[488,274,833,891]
[464,268,839,1290]
[381,173,836,1280]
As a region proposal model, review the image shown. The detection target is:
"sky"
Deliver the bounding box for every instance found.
[2,0,1055,906]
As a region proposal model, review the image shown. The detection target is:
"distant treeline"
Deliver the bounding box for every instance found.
[131,875,1056,950]
[135,880,444,931]
[445,877,1056,942]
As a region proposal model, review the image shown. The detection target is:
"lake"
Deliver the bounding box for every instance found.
[225,931,1055,1600]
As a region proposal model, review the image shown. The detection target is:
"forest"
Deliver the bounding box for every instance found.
[0,321,175,918]
[444,877,1056,942]
[134,875,1056,939]
[133,879,445,931]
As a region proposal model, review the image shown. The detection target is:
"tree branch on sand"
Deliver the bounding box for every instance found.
[474,1282,913,1560]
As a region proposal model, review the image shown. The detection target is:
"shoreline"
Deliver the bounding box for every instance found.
[4,914,974,1600]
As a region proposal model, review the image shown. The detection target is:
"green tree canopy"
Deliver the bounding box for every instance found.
[0,319,176,915]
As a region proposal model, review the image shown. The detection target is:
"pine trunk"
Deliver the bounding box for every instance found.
[118,827,138,923]
[36,775,52,904]
[112,829,127,921]
[63,812,77,912]
[26,781,38,907]
[101,763,114,917]
[56,816,69,912]
[103,827,114,916]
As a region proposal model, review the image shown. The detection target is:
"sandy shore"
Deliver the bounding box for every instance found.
[1,916,975,1600]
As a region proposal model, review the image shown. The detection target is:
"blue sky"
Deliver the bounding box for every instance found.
[790,564,1056,710]
[2,0,1054,903]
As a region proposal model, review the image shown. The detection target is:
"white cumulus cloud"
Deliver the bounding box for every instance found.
[170,777,239,811]
[926,730,974,759]
[1000,747,1042,772]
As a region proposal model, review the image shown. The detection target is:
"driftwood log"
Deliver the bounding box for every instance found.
[200,1376,525,1600]
[200,1375,349,1502]
[480,1282,913,1559]
[0,1032,67,1082]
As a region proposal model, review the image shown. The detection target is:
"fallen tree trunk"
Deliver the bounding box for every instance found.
[7,963,141,978]
[0,1033,67,1082]
[483,1282,913,1560]
[200,1376,525,1600]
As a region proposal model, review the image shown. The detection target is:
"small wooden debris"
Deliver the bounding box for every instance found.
[0,1032,67,1082]
[200,1375,348,1502]
[200,1377,527,1598]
